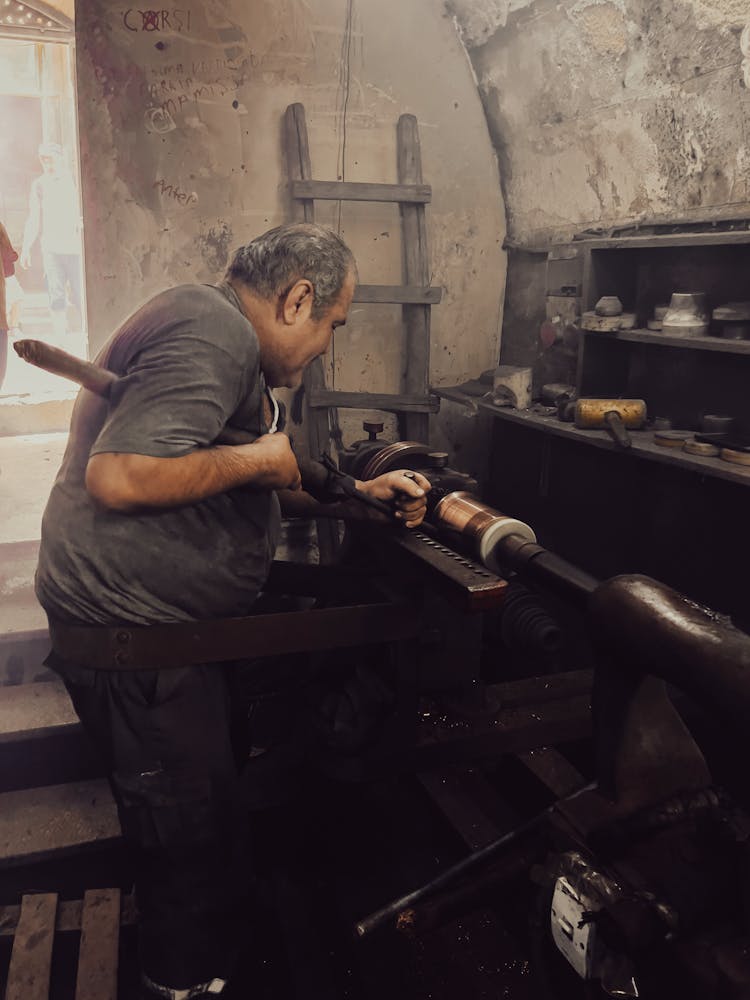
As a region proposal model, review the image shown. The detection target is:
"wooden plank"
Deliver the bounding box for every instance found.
[491,670,593,709]
[353,284,442,305]
[284,103,314,223]
[0,780,120,867]
[418,771,504,851]
[284,102,340,563]
[473,401,750,489]
[0,894,137,938]
[397,115,431,443]
[414,695,592,771]
[581,327,750,355]
[579,230,750,249]
[5,893,58,1000]
[74,889,121,1000]
[291,179,431,204]
[516,747,587,799]
[307,389,440,413]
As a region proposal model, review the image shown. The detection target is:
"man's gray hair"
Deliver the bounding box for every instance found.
[226,222,357,319]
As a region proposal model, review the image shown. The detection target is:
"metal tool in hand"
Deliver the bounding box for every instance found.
[319,452,400,520]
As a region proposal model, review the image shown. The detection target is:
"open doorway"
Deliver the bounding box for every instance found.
[0,1,86,409]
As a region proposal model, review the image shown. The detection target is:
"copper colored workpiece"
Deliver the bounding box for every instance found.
[431,491,536,572]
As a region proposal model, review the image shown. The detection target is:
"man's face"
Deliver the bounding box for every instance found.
[271,269,356,389]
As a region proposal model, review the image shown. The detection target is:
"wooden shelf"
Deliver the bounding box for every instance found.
[576,230,750,249]
[450,395,750,488]
[581,328,750,354]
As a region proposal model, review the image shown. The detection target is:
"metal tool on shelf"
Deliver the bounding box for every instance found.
[574,398,647,449]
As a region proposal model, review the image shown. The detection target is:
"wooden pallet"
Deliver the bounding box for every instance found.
[1,890,135,1000]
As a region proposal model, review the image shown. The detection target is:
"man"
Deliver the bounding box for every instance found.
[35,222,430,999]
[20,142,82,337]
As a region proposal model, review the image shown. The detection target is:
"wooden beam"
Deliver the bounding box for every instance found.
[307,389,440,413]
[291,179,431,204]
[397,115,431,443]
[414,695,592,770]
[5,894,58,1000]
[516,747,587,799]
[75,889,121,1000]
[353,284,442,305]
[284,104,314,223]
[418,771,506,851]
[284,102,340,563]
[0,895,137,937]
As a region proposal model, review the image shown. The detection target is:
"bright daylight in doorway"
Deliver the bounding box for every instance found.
[0,2,86,411]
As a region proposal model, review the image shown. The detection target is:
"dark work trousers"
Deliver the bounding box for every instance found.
[47,651,264,990]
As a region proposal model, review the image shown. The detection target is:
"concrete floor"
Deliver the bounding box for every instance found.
[0,431,68,545]
[0,432,67,652]
[0,293,85,436]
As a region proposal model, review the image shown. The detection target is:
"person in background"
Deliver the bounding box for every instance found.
[20,142,82,338]
[0,219,19,390]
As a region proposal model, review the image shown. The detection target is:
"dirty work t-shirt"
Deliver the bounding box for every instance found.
[35,282,281,625]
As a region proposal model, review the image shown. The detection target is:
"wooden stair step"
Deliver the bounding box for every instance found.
[0,539,52,685]
[0,779,120,867]
[0,679,78,741]
[0,680,100,792]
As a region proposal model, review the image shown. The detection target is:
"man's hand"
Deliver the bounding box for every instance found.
[357,469,431,528]
[246,432,302,491]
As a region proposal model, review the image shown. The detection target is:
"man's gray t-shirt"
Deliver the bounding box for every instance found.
[35,282,281,625]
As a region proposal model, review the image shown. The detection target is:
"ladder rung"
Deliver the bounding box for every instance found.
[353,284,442,305]
[291,180,431,204]
[307,390,440,413]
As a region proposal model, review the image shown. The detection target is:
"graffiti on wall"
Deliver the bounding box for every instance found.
[153,178,198,206]
[123,9,192,32]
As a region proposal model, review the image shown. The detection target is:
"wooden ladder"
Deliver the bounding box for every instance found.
[283,102,441,560]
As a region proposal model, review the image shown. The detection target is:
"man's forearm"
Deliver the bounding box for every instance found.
[87,440,298,512]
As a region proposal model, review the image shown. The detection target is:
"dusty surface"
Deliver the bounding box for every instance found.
[0,432,67,545]
[450,0,750,244]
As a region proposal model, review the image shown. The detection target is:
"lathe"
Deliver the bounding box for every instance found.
[16,338,750,999]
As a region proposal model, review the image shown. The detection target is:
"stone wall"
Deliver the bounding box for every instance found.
[449,0,750,245]
[74,0,507,455]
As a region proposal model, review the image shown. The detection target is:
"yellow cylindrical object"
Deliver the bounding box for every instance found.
[574,398,647,429]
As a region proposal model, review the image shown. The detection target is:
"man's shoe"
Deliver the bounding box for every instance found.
[141,974,227,1000]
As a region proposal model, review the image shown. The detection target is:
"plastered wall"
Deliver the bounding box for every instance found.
[449,0,750,245]
[74,0,507,455]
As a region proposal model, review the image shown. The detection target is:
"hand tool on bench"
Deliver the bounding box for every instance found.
[13,338,400,519]
[574,397,646,449]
